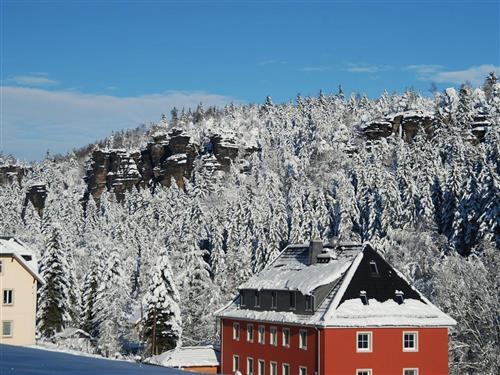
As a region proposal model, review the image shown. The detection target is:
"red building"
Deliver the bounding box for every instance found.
[217,241,455,375]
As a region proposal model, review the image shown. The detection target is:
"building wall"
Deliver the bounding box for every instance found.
[221,318,317,375]
[0,256,38,346]
[321,327,449,375]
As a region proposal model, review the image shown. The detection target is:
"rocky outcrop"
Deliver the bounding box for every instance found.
[22,184,47,218]
[360,110,434,141]
[0,165,27,186]
[83,128,260,203]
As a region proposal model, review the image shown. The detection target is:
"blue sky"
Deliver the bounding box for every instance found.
[1,0,499,160]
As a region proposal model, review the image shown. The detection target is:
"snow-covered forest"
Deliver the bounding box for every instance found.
[1,73,499,374]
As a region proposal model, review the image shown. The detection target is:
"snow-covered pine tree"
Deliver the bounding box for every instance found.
[142,249,182,355]
[37,227,71,337]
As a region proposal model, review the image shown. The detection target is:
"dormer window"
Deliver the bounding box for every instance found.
[369,261,379,276]
[395,290,404,304]
[289,291,296,310]
[305,295,313,311]
[360,291,368,305]
[240,292,246,307]
[254,291,260,307]
[271,291,277,309]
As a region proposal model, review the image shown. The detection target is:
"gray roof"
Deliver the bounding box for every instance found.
[217,243,456,327]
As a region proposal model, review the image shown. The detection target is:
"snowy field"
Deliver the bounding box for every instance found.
[0,344,186,374]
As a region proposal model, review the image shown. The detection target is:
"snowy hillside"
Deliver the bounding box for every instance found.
[0,74,499,374]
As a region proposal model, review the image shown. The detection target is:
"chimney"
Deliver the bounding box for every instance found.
[308,239,323,265]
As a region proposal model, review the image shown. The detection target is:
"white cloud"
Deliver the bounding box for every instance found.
[0,86,238,161]
[430,64,500,86]
[298,65,332,72]
[407,64,500,86]
[7,74,59,86]
[405,64,442,74]
[345,63,391,74]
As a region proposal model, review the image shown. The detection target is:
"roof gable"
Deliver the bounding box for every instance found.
[0,237,44,284]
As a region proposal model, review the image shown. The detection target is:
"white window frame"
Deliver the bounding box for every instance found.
[2,321,13,337]
[269,326,277,346]
[403,369,419,375]
[247,323,254,342]
[299,366,307,375]
[403,331,418,352]
[282,363,290,375]
[299,329,308,350]
[356,370,372,375]
[270,361,277,375]
[356,331,372,352]
[255,291,261,307]
[2,289,13,306]
[258,359,265,375]
[247,357,254,375]
[258,325,266,344]
[233,322,240,341]
[233,355,240,372]
[282,327,290,347]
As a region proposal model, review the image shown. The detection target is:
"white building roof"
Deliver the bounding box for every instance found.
[0,237,44,284]
[146,345,220,368]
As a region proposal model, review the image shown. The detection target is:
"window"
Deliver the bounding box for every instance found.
[271,291,277,309]
[403,332,418,352]
[258,325,265,344]
[258,360,265,375]
[403,369,418,375]
[369,260,379,275]
[290,292,296,310]
[0,260,3,274]
[247,324,254,342]
[3,289,13,305]
[247,357,254,375]
[255,291,261,307]
[282,364,290,375]
[270,361,277,375]
[299,329,307,350]
[270,326,277,346]
[233,355,240,372]
[356,332,372,352]
[233,322,240,340]
[356,370,372,375]
[2,321,12,337]
[305,295,313,311]
[299,366,307,375]
[241,292,246,307]
[282,327,290,347]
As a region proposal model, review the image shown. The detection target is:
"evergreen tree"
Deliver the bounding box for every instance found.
[142,249,182,355]
[38,227,71,337]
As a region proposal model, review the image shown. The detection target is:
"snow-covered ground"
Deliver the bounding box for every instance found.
[0,344,186,374]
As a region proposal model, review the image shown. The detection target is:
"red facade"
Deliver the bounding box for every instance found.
[221,319,449,375]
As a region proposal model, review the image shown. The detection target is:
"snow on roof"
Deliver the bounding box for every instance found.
[324,298,456,327]
[146,346,220,368]
[218,243,456,328]
[53,327,92,339]
[240,244,362,295]
[0,237,44,283]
